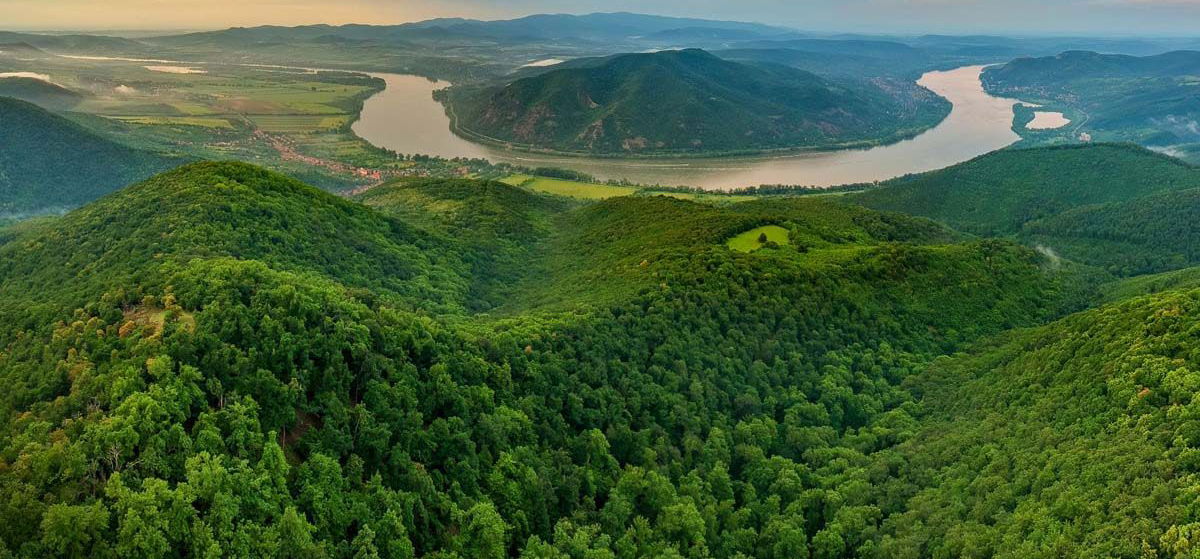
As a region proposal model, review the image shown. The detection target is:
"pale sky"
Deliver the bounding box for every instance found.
[4,0,1200,35]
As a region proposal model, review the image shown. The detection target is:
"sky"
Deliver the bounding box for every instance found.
[4,0,1200,35]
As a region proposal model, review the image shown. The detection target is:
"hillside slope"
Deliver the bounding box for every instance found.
[0,163,1100,557]
[0,96,180,215]
[356,177,573,310]
[444,49,950,155]
[1021,187,1200,276]
[851,144,1200,236]
[879,288,1200,557]
[0,162,473,322]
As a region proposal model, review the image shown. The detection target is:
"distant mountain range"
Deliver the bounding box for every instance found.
[441,49,950,155]
[152,12,797,47]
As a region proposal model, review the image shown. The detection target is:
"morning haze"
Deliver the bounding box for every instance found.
[4,0,1200,34]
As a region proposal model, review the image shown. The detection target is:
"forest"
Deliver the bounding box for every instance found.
[4,121,1200,559]
[0,156,1119,557]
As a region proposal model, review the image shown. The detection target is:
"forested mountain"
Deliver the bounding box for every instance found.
[0,31,149,54]
[442,49,950,155]
[848,144,1200,278]
[0,160,1103,557]
[717,39,935,78]
[988,50,1200,83]
[0,97,181,216]
[984,50,1200,148]
[851,144,1200,234]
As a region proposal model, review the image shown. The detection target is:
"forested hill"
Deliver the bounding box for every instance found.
[1021,187,1200,276]
[848,144,1200,276]
[0,97,181,216]
[441,49,950,155]
[0,161,1100,557]
[983,50,1200,148]
[987,49,1200,83]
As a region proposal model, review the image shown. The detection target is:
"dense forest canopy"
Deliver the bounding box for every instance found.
[0,159,1114,557]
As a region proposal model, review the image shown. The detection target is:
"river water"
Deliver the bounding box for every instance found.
[352,65,1024,190]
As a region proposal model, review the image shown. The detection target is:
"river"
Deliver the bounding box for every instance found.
[352,65,1024,190]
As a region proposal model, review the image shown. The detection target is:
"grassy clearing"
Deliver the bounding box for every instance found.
[727,225,791,252]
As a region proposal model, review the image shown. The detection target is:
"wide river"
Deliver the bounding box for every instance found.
[354,65,1022,190]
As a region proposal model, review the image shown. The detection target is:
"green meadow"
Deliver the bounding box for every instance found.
[726,224,791,252]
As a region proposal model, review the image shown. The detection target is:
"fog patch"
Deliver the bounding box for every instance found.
[1036,245,1063,270]
[0,207,68,221]
[1152,115,1200,141]
[145,65,206,74]
[0,71,57,85]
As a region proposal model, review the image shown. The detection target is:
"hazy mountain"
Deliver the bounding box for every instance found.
[0,97,181,215]
[0,77,84,110]
[153,12,794,48]
[0,31,148,53]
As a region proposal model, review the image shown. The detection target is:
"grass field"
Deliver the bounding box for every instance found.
[249,115,350,133]
[109,116,234,129]
[727,225,791,252]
